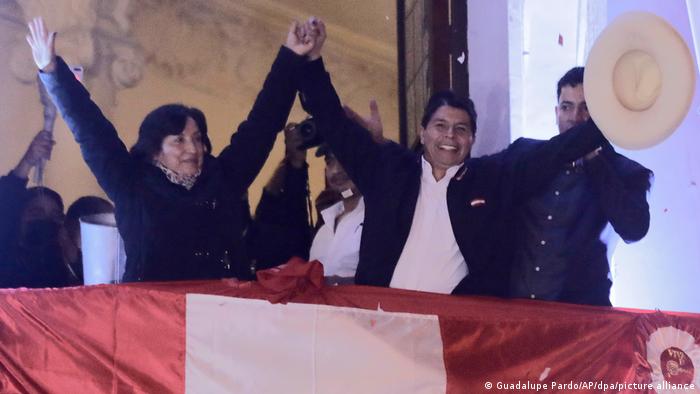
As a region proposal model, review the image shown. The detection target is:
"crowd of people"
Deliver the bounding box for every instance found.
[1,16,651,307]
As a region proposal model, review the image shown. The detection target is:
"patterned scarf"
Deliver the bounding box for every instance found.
[155,161,201,190]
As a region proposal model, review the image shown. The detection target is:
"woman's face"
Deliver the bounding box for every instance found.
[155,117,205,176]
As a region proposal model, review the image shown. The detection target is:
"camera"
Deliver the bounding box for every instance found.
[296,118,323,150]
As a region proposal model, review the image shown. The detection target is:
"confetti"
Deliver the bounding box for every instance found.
[558,34,563,46]
[457,52,466,64]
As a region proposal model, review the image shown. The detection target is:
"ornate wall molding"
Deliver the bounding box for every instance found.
[3,0,396,116]
[4,0,145,109]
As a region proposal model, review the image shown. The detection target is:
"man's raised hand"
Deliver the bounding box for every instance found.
[305,17,326,61]
[13,130,55,179]
[344,99,386,143]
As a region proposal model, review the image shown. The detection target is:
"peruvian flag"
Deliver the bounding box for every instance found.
[1,259,699,393]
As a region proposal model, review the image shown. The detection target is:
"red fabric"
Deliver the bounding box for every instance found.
[0,285,185,393]
[255,258,324,303]
[1,270,699,393]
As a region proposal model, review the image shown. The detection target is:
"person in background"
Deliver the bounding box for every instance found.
[0,130,79,288]
[64,195,115,282]
[246,123,312,273]
[248,101,383,284]
[509,67,653,306]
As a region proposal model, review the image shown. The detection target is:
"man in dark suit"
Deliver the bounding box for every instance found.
[297,18,609,297]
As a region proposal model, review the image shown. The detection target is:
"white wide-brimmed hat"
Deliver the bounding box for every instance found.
[584,12,696,149]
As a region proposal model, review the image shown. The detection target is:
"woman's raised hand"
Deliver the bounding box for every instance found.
[285,17,326,60]
[26,17,56,72]
[285,20,315,56]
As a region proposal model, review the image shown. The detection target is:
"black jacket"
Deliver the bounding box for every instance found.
[247,161,311,270]
[299,57,607,297]
[40,47,303,282]
[0,173,76,288]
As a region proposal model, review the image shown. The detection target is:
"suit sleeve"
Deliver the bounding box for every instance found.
[217,46,305,196]
[39,57,134,203]
[297,57,393,198]
[584,148,652,242]
[506,120,607,202]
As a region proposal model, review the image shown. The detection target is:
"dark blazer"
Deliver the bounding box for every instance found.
[40,47,303,282]
[298,57,607,297]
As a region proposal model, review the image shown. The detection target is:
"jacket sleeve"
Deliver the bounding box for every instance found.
[297,57,396,199]
[39,57,135,203]
[248,161,311,269]
[505,120,607,202]
[217,46,306,196]
[0,173,28,253]
[584,148,652,242]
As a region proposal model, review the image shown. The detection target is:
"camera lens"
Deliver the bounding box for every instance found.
[298,120,316,138]
[296,118,324,150]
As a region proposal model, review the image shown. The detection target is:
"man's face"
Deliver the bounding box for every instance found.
[324,154,357,195]
[420,105,474,170]
[556,84,589,134]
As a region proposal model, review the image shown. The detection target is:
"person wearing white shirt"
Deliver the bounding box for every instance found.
[309,146,364,283]
[297,18,607,297]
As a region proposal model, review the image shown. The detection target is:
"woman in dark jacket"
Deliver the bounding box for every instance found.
[26,17,315,282]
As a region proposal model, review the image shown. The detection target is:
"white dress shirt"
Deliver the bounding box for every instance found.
[309,197,365,277]
[390,158,468,293]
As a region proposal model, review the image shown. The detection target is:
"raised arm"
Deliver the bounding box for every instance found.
[27,17,134,202]
[0,130,53,250]
[585,147,652,241]
[297,19,397,197]
[217,21,312,195]
[11,130,55,180]
[343,99,387,144]
[505,119,607,202]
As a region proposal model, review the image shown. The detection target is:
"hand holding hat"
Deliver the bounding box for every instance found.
[584,12,696,149]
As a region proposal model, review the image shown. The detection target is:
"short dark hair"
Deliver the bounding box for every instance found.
[24,187,64,213]
[65,196,115,244]
[129,104,211,163]
[557,67,584,100]
[66,196,114,222]
[420,91,477,135]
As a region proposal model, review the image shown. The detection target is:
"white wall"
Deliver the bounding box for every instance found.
[605,0,700,313]
[467,0,512,157]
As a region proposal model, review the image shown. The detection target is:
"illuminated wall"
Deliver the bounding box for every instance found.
[0,0,398,218]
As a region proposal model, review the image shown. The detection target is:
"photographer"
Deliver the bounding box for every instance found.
[249,102,384,284]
